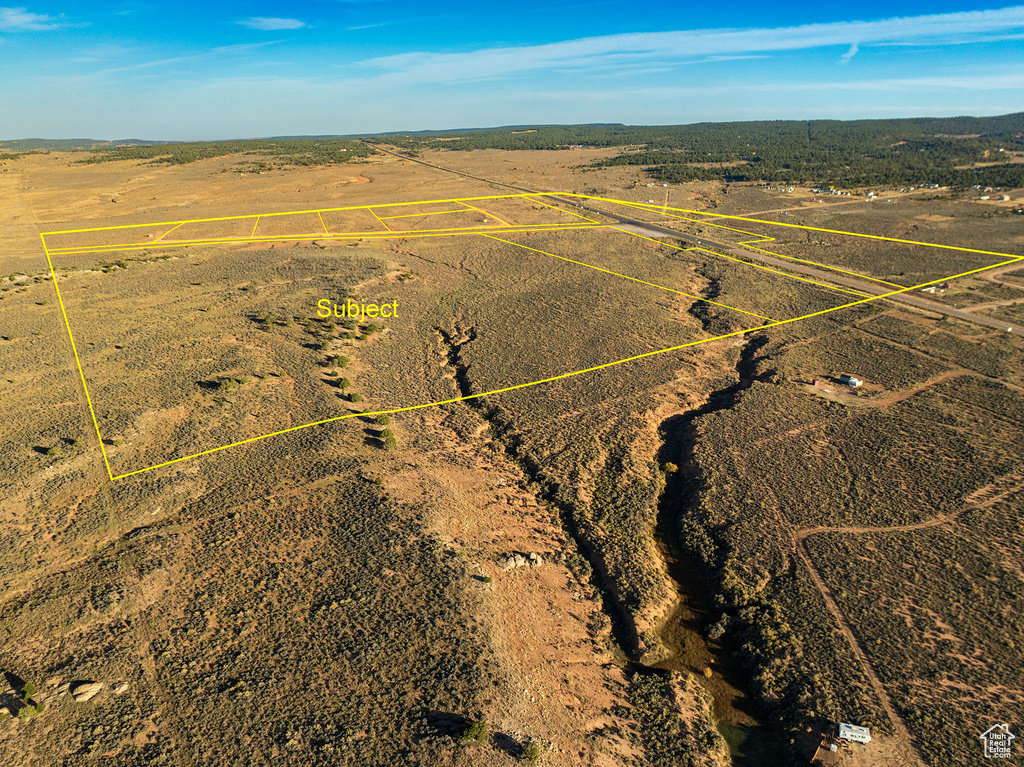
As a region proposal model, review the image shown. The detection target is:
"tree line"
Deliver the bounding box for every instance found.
[77,138,375,167]
[375,113,1024,188]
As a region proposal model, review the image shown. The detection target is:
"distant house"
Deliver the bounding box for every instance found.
[837,374,863,388]
[838,723,872,744]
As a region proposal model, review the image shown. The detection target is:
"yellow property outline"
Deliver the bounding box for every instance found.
[40,193,1024,481]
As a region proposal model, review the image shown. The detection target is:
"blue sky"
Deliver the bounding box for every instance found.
[1,1,1022,139]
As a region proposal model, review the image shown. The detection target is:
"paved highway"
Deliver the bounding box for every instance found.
[363,142,1024,337]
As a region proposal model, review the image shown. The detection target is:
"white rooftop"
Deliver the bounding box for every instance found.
[839,723,872,743]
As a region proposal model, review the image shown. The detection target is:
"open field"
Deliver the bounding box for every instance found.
[1,145,1022,766]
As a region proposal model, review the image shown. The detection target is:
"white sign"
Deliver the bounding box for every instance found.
[979,723,1014,759]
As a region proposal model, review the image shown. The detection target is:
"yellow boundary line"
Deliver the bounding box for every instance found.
[688,245,871,297]
[40,235,115,481]
[483,234,774,322]
[618,226,868,296]
[39,193,1024,481]
[42,193,545,235]
[45,222,606,257]
[379,208,468,220]
[250,216,260,238]
[317,211,330,235]
[157,221,186,242]
[460,202,513,227]
[610,200,904,289]
[103,255,1023,481]
[582,194,1023,259]
[526,195,601,224]
[366,207,391,232]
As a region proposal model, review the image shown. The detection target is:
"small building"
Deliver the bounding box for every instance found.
[838,723,872,744]
[837,374,863,388]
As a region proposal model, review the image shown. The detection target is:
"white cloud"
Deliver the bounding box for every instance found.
[839,42,859,65]
[358,7,1024,83]
[237,17,305,31]
[0,6,62,30]
[94,41,283,75]
[345,22,393,31]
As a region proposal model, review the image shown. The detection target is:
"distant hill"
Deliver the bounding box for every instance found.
[350,123,626,138]
[0,138,169,151]
[362,113,1024,188]
[7,113,1024,187]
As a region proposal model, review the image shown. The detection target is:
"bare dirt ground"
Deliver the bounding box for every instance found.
[3,146,1021,766]
[0,148,725,765]
[384,421,639,766]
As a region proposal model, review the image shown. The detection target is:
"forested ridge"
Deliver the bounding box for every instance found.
[75,138,375,167]
[11,113,1024,186]
[376,113,1024,187]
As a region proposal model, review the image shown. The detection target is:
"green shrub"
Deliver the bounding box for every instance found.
[520,740,541,762]
[459,721,487,743]
[338,377,352,389]
[20,682,36,699]
[17,703,43,721]
[44,446,62,457]
[374,415,391,425]
[384,436,396,451]
[349,393,363,403]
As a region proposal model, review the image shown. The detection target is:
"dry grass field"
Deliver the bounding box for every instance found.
[1,145,1021,767]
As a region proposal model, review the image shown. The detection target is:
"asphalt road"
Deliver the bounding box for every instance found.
[363,142,1024,337]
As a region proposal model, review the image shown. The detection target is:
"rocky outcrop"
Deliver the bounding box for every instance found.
[70,682,103,703]
[501,552,544,570]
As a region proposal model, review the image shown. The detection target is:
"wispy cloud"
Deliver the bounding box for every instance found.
[71,43,136,62]
[237,17,305,31]
[839,42,859,65]
[94,41,284,75]
[596,72,1024,100]
[0,6,63,30]
[358,7,1024,83]
[345,21,393,31]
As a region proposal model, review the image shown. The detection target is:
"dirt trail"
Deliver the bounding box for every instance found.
[808,370,963,410]
[852,319,1024,395]
[789,474,1023,767]
[791,537,926,767]
[978,262,1024,285]
[795,510,961,542]
[739,190,918,218]
[966,296,1024,312]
